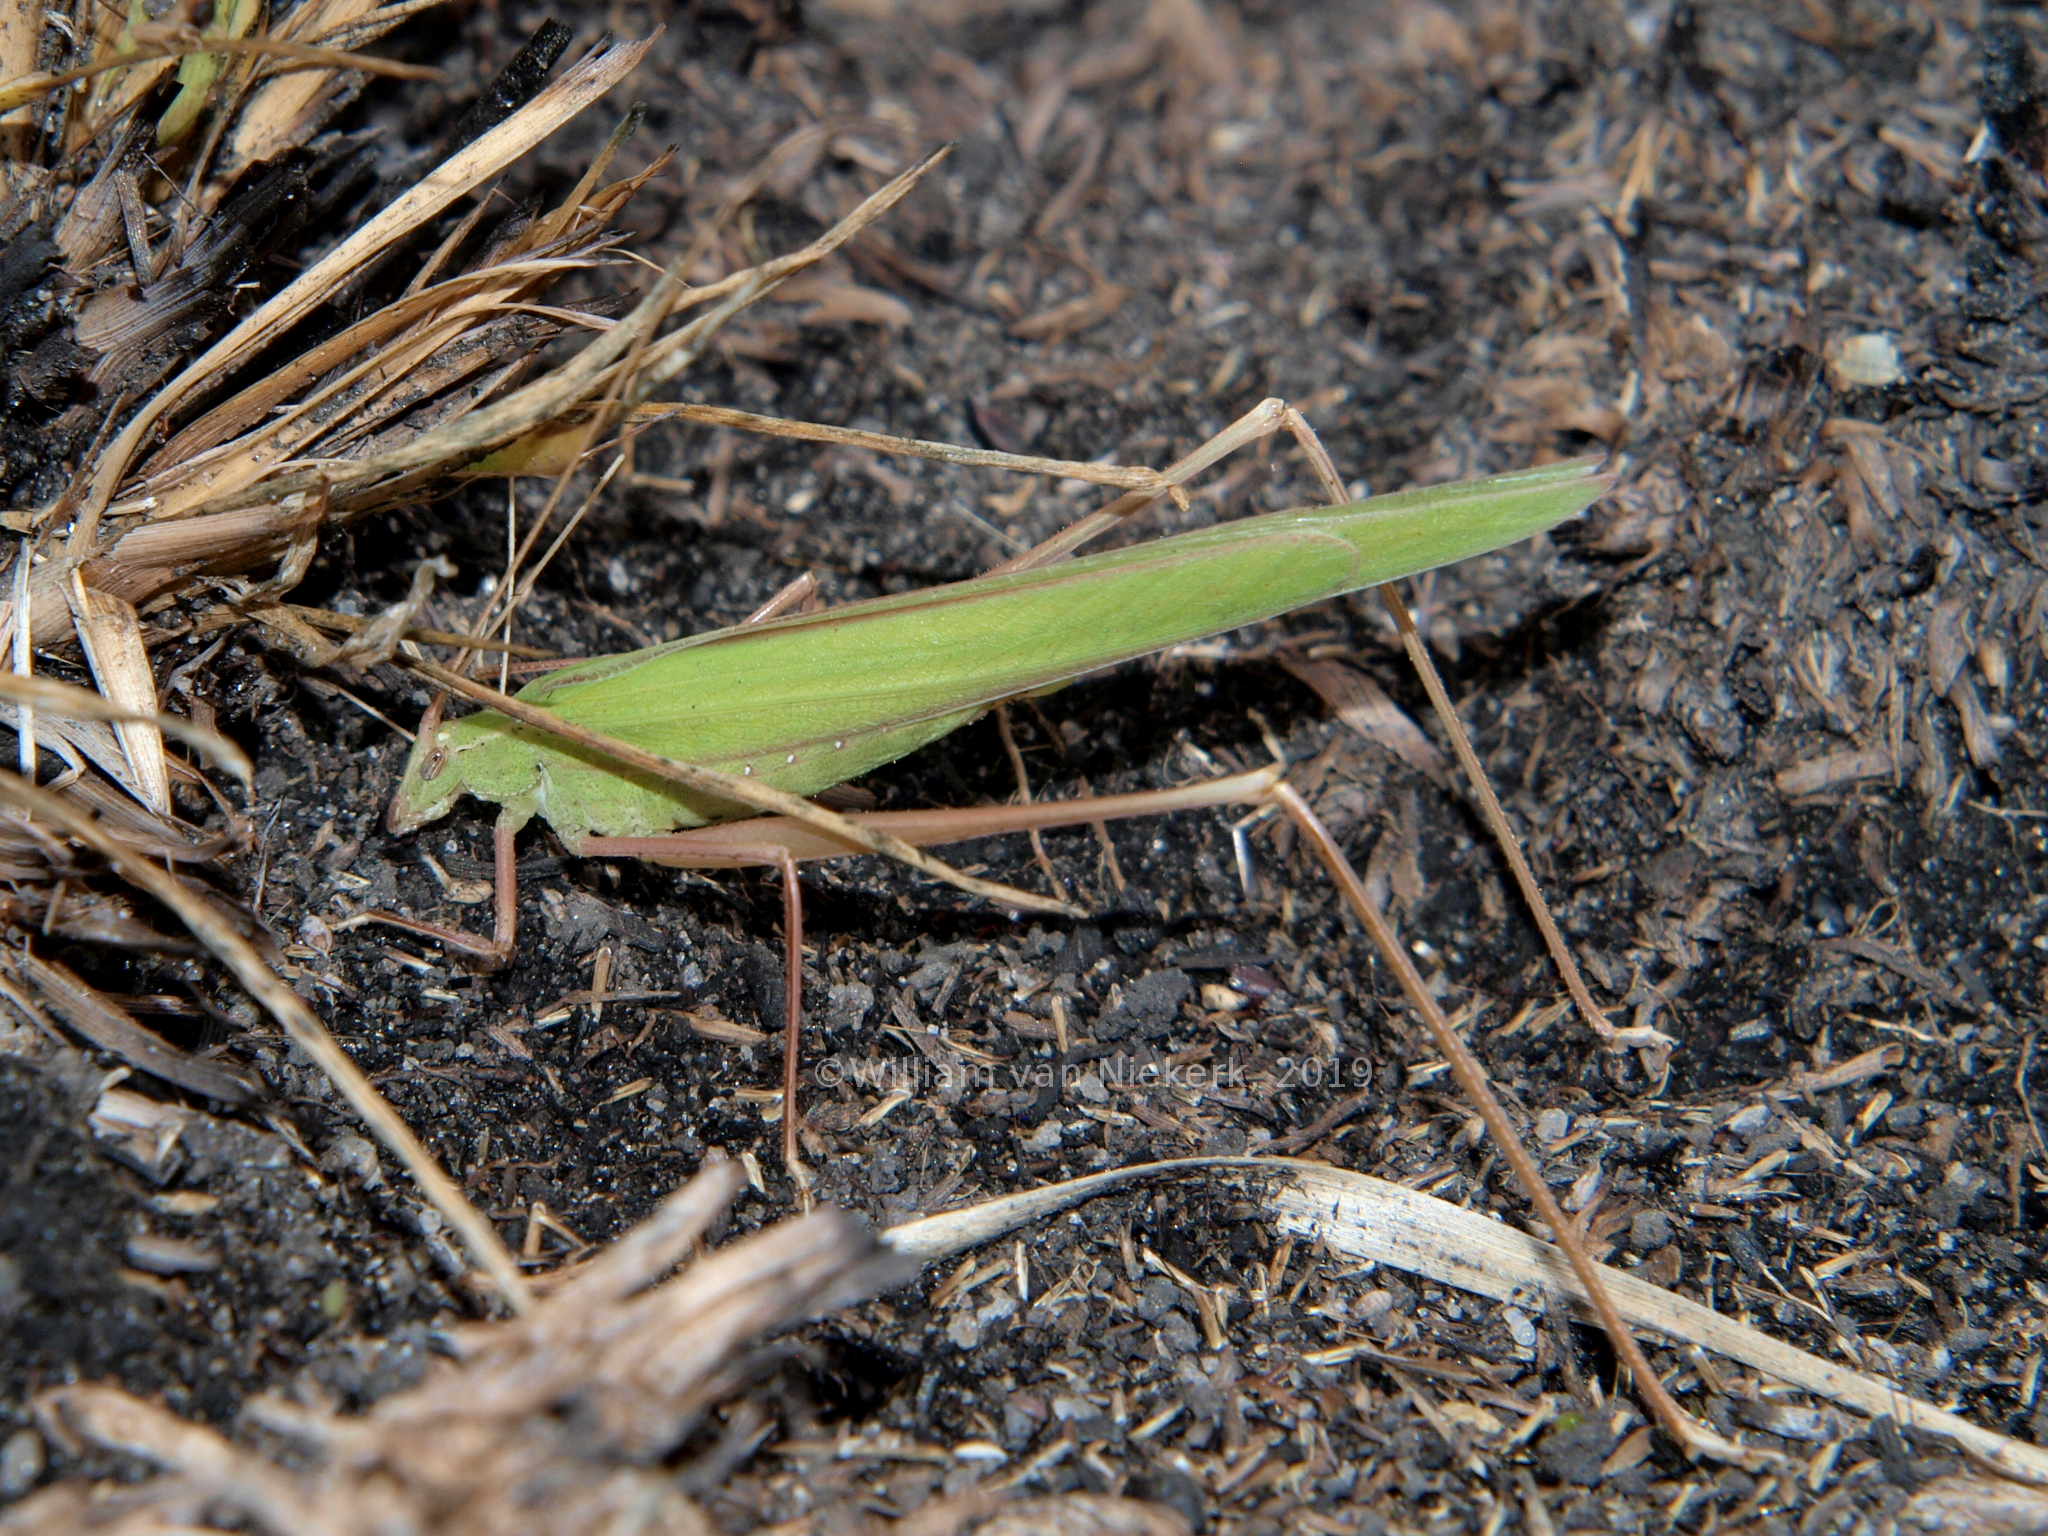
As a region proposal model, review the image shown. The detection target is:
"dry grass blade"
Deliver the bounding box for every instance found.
[474,400,1176,494]
[0,769,528,1312]
[989,397,1289,574]
[65,32,654,554]
[0,35,443,116]
[1280,654,1451,787]
[14,948,261,1104]
[316,145,952,498]
[0,668,251,784]
[884,1157,2048,1482]
[65,576,170,815]
[210,0,421,194]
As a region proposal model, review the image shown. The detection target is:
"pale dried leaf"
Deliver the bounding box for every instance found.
[1927,598,1971,696]
[1900,1475,2048,1535]
[1282,655,1450,786]
[66,578,169,815]
[886,1158,2048,1483]
[977,1496,1190,1536]
[796,280,915,329]
[1008,282,1130,342]
[1773,744,1914,796]
[210,0,397,196]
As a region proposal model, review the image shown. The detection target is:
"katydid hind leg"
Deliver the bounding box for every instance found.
[573,768,1281,868]
[1259,415,1751,1461]
[1268,784,1757,1467]
[1273,408,1652,1054]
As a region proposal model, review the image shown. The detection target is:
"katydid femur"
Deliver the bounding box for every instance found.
[364,406,1761,1464]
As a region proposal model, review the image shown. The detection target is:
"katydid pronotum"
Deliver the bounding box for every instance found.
[361,407,1755,1464]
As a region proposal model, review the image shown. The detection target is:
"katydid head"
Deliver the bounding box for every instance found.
[388,713,503,834]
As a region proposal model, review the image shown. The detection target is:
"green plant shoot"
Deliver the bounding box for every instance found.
[389,457,1606,848]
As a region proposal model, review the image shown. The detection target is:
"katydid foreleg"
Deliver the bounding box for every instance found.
[349,568,952,969]
[344,815,522,968]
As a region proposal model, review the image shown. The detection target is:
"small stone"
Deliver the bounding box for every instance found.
[1051,1394,1113,1441]
[1629,1209,1675,1254]
[1001,1396,1047,1449]
[1503,1307,1537,1349]
[320,1134,384,1190]
[0,1428,45,1498]
[1536,1108,1572,1143]
[1158,1309,1202,1355]
[1826,332,1903,389]
[1127,1466,1207,1533]
[866,1150,904,1195]
[1097,969,1192,1041]
[1136,1276,1180,1323]
[1946,1326,1993,1357]
[1019,1121,1063,1153]
[1175,1355,1223,1418]
[1725,1103,1773,1137]
[826,983,874,1031]
[1536,1409,1619,1486]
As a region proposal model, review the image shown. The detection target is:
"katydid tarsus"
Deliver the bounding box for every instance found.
[361,408,1756,1465]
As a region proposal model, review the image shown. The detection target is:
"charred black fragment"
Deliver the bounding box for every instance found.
[0,221,89,502]
[73,151,321,405]
[436,18,574,161]
[1962,232,2032,322]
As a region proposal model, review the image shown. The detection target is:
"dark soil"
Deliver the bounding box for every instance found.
[6,0,2048,1531]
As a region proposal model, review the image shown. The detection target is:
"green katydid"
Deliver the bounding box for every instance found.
[369,445,1606,1152]
[360,442,1775,1465]
[381,452,1604,925]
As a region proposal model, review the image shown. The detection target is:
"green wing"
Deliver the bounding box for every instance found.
[408,458,1604,839]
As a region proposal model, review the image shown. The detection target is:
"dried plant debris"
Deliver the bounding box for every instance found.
[3,1159,1182,1536]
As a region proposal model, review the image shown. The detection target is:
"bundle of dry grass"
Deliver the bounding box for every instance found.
[0,0,1174,1207]
[0,0,1170,1356]
[5,1156,1191,1536]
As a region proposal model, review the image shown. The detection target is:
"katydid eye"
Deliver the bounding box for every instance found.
[420,747,447,782]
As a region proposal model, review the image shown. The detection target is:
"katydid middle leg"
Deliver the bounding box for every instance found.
[572,767,1284,1186]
